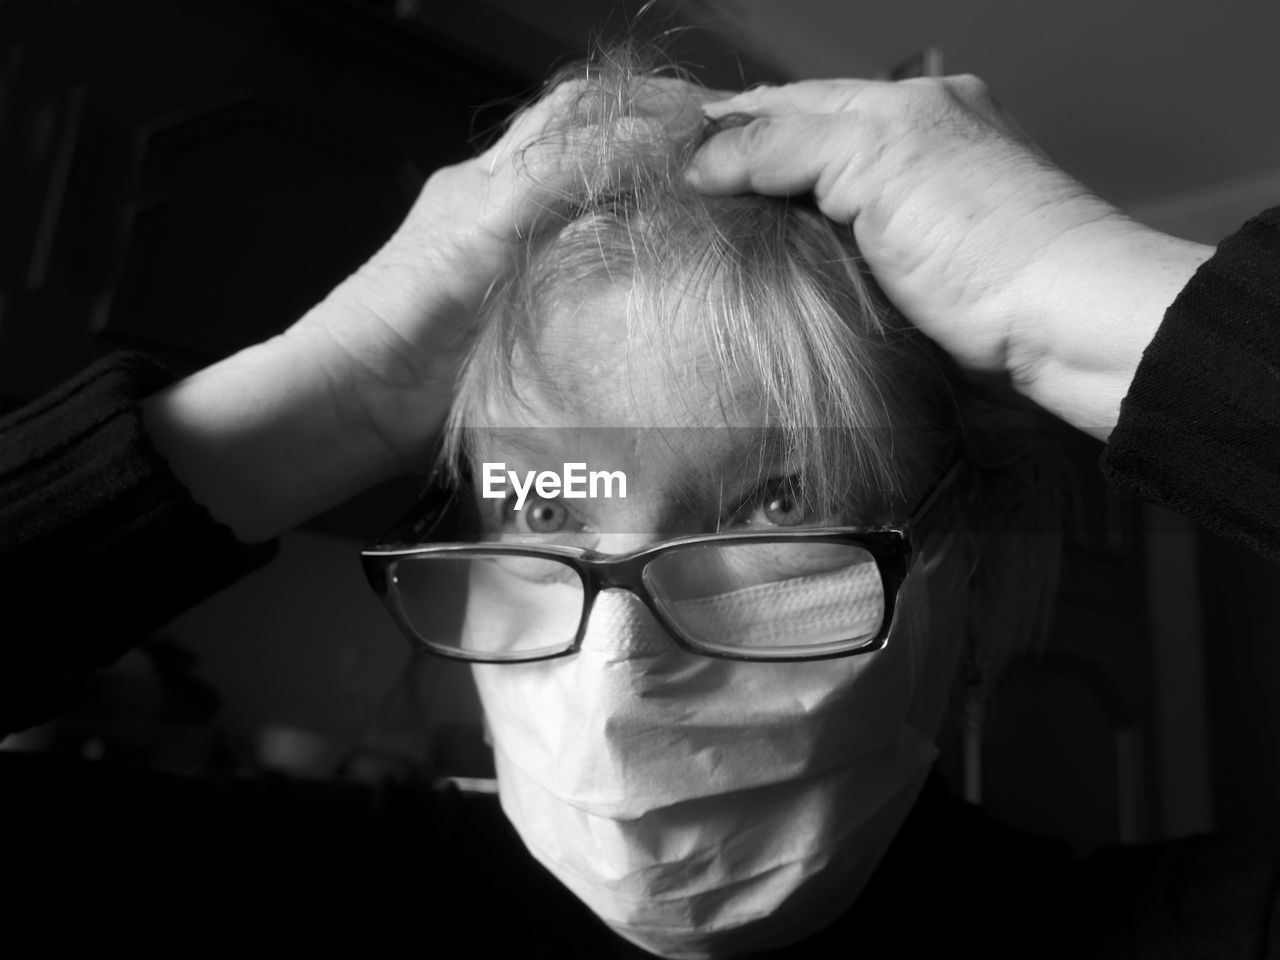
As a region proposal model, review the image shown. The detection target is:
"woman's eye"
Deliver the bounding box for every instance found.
[762,491,808,526]
[505,493,573,534]
[734,477,815,528]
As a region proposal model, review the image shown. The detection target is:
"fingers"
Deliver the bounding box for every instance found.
[685,75,1030,223]
[479,79,587,172]
[633,75,715,137]
[484,75,708,176]
[477,77,715,236]
[685,113,826,197]
[687,80,894,204]
[688,110,893,228]
[464,83,589,239]
[701,79,879,120]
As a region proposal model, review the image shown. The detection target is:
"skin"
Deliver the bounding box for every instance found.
[141,78,712,544]
[141,82,651,542]
[470,285,821,543]
[142,72,1209,545]
[465,283,967,738]
[454,289,970,954]
[687,77,1215,441]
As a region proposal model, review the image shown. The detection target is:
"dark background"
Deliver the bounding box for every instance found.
[2,0,1277,856]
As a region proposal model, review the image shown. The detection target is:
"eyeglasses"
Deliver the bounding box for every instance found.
[361,461,962,664]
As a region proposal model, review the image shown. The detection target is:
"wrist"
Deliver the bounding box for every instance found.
[1012,220,1213,440]
[142,332,413,543]
[296,261,472,460]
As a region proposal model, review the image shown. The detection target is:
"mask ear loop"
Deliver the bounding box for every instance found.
[961,631,986,805]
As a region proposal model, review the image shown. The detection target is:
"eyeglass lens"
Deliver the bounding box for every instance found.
[645,542,884,657]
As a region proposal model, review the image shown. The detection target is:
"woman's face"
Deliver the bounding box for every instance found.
[460,283,968,957]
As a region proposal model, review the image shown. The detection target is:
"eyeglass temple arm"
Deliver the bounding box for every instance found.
[904,458,966,541]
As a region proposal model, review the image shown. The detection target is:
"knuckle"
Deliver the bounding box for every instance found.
[546,77,588,105]
[427,162,464,190]
[512,79,587,135]
[944,73,991,103]
[893,75,946,105]
[739,81,776,101]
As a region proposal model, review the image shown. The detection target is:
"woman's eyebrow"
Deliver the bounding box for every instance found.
[686,437,798,515]
[717,469,802,511]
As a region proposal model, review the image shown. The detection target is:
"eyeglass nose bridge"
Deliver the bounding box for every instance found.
[572,554,685,653]
[591,557,651,592]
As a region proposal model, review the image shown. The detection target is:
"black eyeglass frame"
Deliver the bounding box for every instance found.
[361,460,963,664]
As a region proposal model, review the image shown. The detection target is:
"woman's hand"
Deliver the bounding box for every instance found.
[299,74,715,461]
[687,77,1213,439]
[288,80,597,462]
[142,83,594,542]
[143,76,712,543]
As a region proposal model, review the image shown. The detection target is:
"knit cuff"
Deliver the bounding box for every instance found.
[0,353,278,733]
[1101,209,1280,562]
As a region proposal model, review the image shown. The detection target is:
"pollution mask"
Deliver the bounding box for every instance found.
[469,556,947,959]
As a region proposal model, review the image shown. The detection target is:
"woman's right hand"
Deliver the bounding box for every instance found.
[141,82,586,542]
[287,80,597,467]
[687,77,1214,440]
[143,77,709,542]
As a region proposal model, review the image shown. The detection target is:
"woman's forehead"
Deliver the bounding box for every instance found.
[467,283,791,508]
[455,281,906,521]
[492,283,771,432]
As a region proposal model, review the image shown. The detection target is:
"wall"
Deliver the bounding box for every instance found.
[161,529,490,778]
[1198,531,1280,841]
[1129,166,1280,244]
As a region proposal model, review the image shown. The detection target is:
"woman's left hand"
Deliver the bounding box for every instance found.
[687,78,1212,439]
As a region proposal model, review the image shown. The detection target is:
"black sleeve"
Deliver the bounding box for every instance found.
[1101,208,1280,563]
[0,353,277,735]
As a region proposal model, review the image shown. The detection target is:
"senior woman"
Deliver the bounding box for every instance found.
[2,46,1276,959]
[356,53,1058,958]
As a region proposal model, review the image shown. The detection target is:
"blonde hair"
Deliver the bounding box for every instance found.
[440,46,1061,676]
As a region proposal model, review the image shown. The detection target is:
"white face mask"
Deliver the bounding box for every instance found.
[468,556,947,959]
